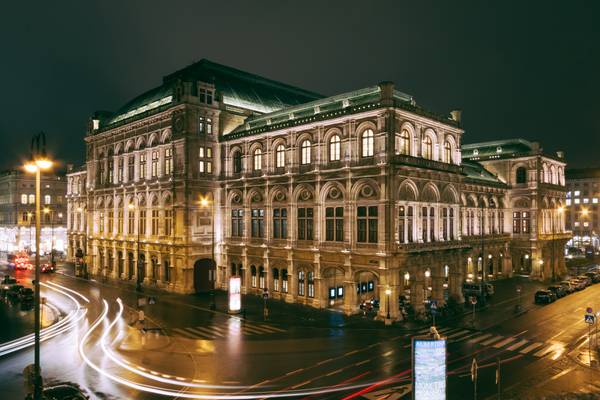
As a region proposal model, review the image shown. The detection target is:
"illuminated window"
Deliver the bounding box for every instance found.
[253,148,262,171]
[594,198,599,204]
[151,150,159,177]
[361,129,374,157]
[139,153,146,179]
[584,198,589,204]
[566,199,572,206]
[298,271,305,296]
[44,195,51,205]
[575,191,581,196]
[422,135,433,160]
[276,144,286,167]
[29,194,34,204]
[329,135,341,161]
[300,140,311,165]
[574,221,580,227]
[21,194,27,204]
[584,222,590,227]
[397,130,410,155]
[443,141,452,163]
[574,198,580,204]
[164,148,173,175]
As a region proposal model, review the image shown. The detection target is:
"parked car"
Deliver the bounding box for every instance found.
[19,287,34,303]
[569,278,586,290]
[25,383,89,400]
[41,263,55,273]
[585,271,600,283]
[559,281,575,294]
[463,282,495,299]
[535,290,556,304]
[577,275,592,287]
[7,284,24,299]
[547,285,566,299]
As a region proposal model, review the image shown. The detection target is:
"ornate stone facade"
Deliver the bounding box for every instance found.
[66,60,569,320]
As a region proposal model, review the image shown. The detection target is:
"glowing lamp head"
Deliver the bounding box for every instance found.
[385,289,392,296]
[557,206,565,214]
[43,207,50,214]
[200,198,209,207]
[36,159,52,170]
[76,207,83,212]
[582,208,589,217]
[24,163,38,173]
[424,269,431,278]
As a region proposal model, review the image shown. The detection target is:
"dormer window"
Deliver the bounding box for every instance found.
[199,88,213,104]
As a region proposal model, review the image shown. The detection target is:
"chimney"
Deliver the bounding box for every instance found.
[378,81,394,106]
[450,109,462,124]
[556,151,565,159]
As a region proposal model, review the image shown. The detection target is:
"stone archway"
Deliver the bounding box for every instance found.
[194,258,216,293]
[355,270,379,305]
[322,267,345,308]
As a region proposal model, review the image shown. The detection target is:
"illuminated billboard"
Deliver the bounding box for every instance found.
[413,338,446,400]
[228,276,241,313]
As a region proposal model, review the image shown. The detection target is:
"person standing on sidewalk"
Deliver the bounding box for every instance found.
[138,309,145,333]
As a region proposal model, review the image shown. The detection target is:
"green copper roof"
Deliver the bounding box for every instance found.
[461,138,536,160]
[96,59,324,130]
[461,160,505,185]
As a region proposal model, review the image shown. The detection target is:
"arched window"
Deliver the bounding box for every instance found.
[329,135,341,161]
[399,205,414,244]
[449,208,455,240]
[251,265,257,287]
[298,271,305,296]
[444,141,452,163]
[307,271,315,298]
[272,268,279,291]
[361,129,374,157]
[516,167,527,184]
[422,136,433,160]
[258,266,265,288]
[282,269,288,293]
[253,148,262,171]
[275,144,285,168]
[301,140,311,165]
[233,151,243,173]
[397,130,410,155]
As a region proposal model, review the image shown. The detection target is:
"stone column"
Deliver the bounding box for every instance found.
[431,265,445,307]
[343,280,357,315]
[410,268,425,313]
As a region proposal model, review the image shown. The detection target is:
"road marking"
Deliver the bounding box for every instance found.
[326,368,344,376]
[506,339,529,352]
[446,330,471,340]
[190,326,223,337]
[481,335,504,346]
[355,359,370,366]
[258,324,286,332]
[172,328,197,339]
[290,380,312,389]
[285,368,304,376]
[494,337,518,349]
[468,333,492,344]
[535,367,574,387]
[454,332,481,342]
[534,344,557,357]
[520,342,543,354]
[345,350,359,356]
[382,350,394,357]
[223,380,240,384]
[241,325,266,334]
[317,358,334,365]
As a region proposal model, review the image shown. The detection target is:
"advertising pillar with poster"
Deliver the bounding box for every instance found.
[229,276,241,314]
[412,336,447,400]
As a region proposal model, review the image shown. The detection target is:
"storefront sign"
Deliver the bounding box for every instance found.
[229,276,241,313]
[413,338,446,400]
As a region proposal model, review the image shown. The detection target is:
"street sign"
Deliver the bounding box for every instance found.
[585,314,595,325]
[413,338,446,400]
[430,300,437,310]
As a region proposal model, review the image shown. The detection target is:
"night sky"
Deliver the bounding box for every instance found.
[1,1,598,172]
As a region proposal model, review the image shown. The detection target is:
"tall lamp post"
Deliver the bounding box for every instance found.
[128,202,142,291]
[24,132,52,400]
[27,212,33,253]
[200,196,216,310]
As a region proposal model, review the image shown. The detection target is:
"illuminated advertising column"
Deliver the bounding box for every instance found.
[412,338,446,400]
[229,276,241,314]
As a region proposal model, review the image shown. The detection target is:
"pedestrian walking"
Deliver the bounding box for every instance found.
[138,309,145,332]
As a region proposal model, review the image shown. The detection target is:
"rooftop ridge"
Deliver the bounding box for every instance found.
[461,138,533,149]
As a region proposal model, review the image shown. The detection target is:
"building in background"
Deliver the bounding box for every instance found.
[565,167,600,255]
[68,59,569,320]
[0,169,67,255]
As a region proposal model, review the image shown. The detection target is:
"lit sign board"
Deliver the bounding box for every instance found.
[413,339,446,400]
[228,276,241,313]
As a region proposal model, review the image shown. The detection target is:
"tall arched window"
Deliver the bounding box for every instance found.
[233,151,243,173]
[329,135,341,161]
[275,144,285,168]
[516,167,527,184]
[397,130,410,155]
[444,141,452,163]
[251,265,257,287]
[253,148,262,171]
[301,140,311,165]
[422,136,433,160]
[361,129,374,157]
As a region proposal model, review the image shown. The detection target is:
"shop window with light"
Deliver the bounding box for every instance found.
[297,207,313,240]
[273,268,279,291]
[251,265,257,287]
[307,272,315,298]
[164,148,173,175]
[164,210,173,236]
[397,130,410,155]
[273,208,287,239]
[231,209,244,237]
[128,156,135,181]
[276,144,285,168]
[422,136,433,160]
[151,150,159,177]
[282,269,288,293]
[329,135,341,161]
[301,140,311,165]
[357,206,378,243]
[361,129,374,158]
[139,153,146,180]
[253,148,262,171]
[325,206,344,242]
[298,271,305,296]
[251,209,265,238]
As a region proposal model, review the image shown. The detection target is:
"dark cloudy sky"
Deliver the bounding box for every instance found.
[1,1,598,171]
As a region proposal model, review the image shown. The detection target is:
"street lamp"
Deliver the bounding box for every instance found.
[27,212,33,252]
[128,202,142,291]
[199,195,216,310]
[385,288,392,320]
[24,132,53,400]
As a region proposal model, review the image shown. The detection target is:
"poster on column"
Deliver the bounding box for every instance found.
[228,276,241,313]
[412,338,446,400]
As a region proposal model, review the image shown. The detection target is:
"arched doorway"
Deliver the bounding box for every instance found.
[355,270,379,305]
[117,251,124,277]
[194,258,216,293]
[138,253,146,282]
[323,267,345,308]
[127,252,134,280]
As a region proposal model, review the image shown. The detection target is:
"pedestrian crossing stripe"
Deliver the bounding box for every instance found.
[533,344,558,357]
[172,323,286,340]
[506,339,529,352]
[493,337,518,349]
[481,335,504,346]
[469,333,492,344]
[446,330,472,340]
[519,342,543,354]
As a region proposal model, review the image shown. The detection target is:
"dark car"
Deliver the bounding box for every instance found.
[26,383,89,400]
[535,290,556,304]
[7,284,24,299]
[577,275,592,287]
[19,287,34,303]
[547,285,566,299]
[585,272,600,283]
[41,263,55,273]
[559,281,575,294]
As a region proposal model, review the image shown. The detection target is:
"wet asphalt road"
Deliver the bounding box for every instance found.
[2,263,600,399]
